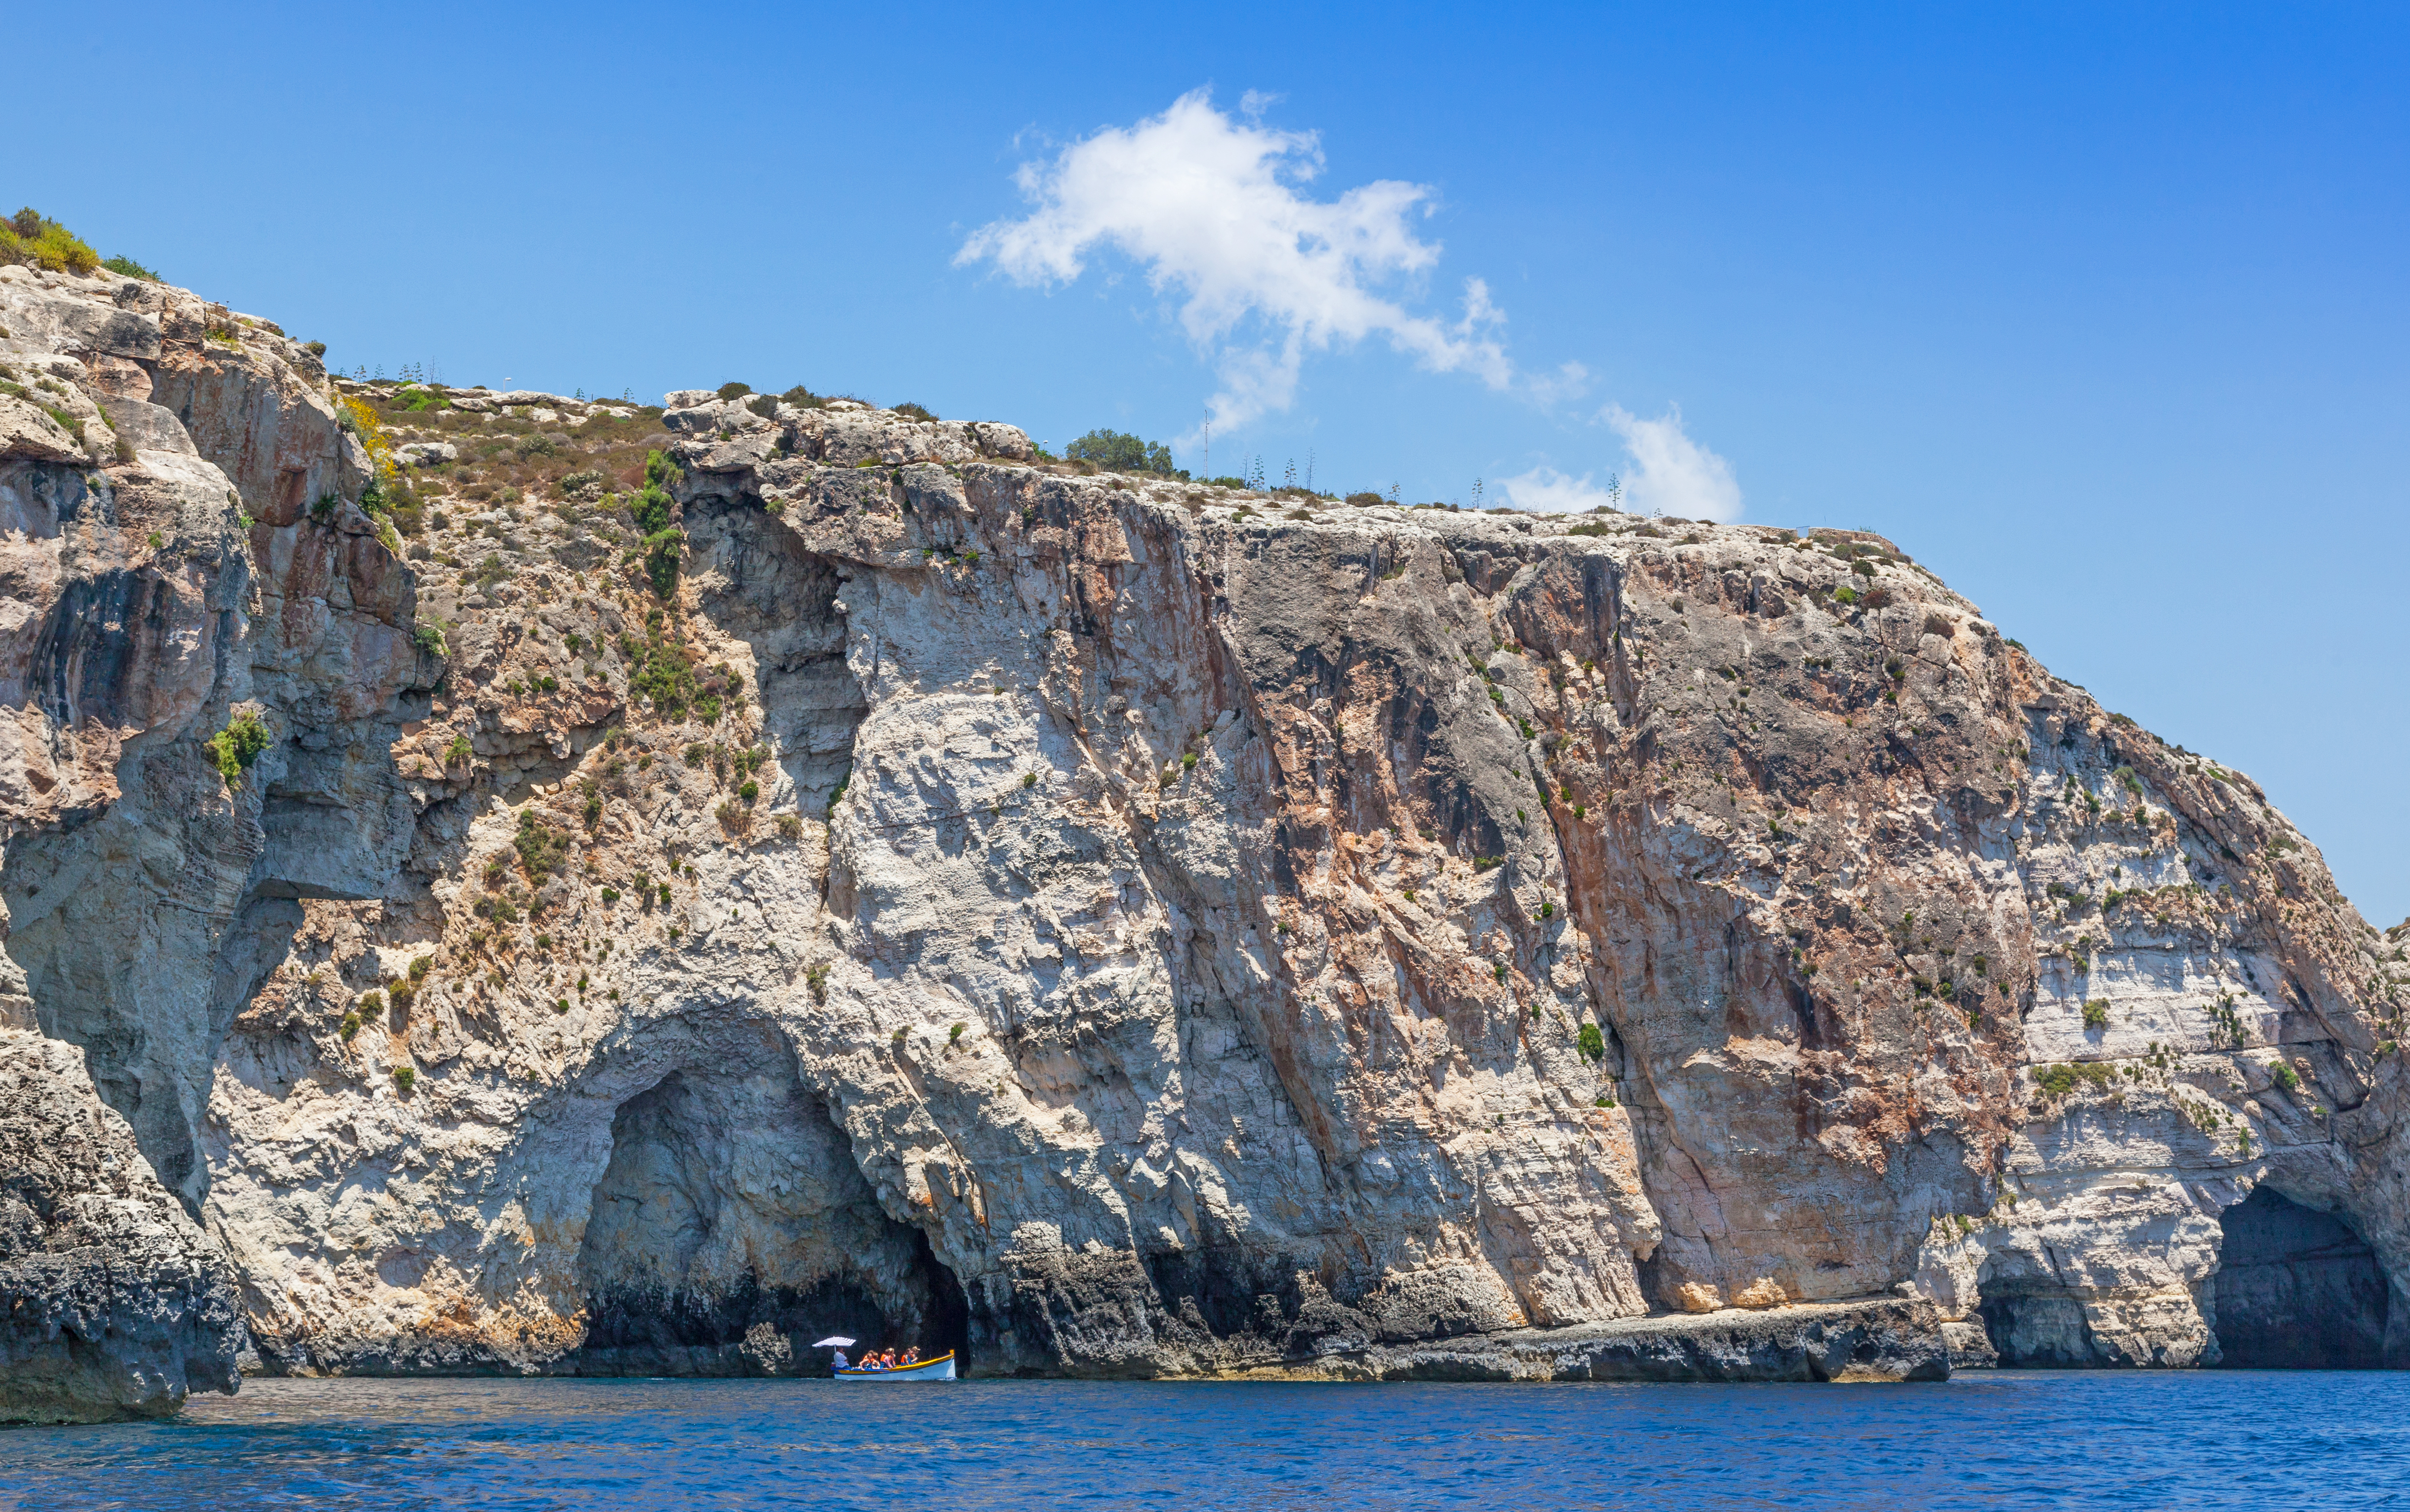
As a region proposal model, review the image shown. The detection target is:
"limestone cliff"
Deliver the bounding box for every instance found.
[1,260,425,1419]
[2,261,2403,1418]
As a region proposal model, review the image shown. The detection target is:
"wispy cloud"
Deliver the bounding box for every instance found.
[1603,404,1743,522]
[958,89,1540,432]
[1499,409,1744,519]
[959,91,1742,516]
[1499,467,1619,513]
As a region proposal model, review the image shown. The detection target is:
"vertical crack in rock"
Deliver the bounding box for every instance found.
[684,493,866,814]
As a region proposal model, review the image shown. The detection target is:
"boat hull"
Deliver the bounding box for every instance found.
[835,1352,957,1381]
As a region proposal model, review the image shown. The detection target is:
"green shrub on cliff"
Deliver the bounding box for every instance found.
[627,627,697,718]
[636,450,680,530]
[630,450,683,595]
[643,528,683,596]
[205,713,271,784]
[0,208,99,275]
[514,810,569,881]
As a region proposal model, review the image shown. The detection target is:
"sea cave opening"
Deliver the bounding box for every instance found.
[2210,1186,2394,1370]
[571,1067,968,1374]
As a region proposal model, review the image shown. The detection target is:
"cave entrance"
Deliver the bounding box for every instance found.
[1973,1282,2098,1368]
[912,1227,972,1364]
[571,1065,970,1375]
[2211,1186,2393,1370]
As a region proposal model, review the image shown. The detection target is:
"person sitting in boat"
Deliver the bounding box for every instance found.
[831,1347,849,1372]
[901,1347,920,1367]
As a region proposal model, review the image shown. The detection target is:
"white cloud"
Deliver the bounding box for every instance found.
[958,89,1529,432]
[1499,467,1619,514]
[1603,404,1743,522]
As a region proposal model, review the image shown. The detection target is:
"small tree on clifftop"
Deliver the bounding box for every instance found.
[1065,429,1186,479]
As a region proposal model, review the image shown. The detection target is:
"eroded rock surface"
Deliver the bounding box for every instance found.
[0,1025,242,1422]
[1,261,424,1418]
[4,267,2407,1416]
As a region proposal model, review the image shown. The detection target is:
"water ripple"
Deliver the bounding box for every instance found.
[2,1371,2406,1510]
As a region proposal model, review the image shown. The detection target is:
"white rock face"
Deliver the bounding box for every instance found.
[1909,708,2403,1368]
[4,265,2406,1403]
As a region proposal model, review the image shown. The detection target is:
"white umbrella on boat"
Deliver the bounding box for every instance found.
[812,1337,855,1347]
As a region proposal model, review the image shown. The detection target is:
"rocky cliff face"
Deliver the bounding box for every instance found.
[1,260,426,1419]
[2,265,2403,1418]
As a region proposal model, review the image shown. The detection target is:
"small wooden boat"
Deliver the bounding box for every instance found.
[836,1351,957,1381]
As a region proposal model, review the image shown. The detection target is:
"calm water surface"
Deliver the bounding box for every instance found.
[3,1371,2405,1509]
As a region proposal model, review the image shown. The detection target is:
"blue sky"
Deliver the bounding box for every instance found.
[13,3,2407,922]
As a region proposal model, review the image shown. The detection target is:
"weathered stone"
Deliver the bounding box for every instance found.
[1325,1298,1949,1382]
[0,393,83,463]
[0,1029,244,1422]
[3,264,2405,1422]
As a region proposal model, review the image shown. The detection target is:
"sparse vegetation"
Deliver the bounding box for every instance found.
[513,810,569,881]
[2037,1061,2115,1099]
[627,623,699,719]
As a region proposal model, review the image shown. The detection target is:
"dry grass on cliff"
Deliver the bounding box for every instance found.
[341,384,672,579]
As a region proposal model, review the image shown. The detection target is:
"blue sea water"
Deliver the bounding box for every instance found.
[2,1371,2406,1510]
